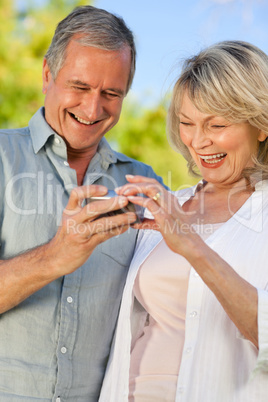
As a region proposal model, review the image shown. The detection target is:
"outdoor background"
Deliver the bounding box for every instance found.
[2,0,268,190]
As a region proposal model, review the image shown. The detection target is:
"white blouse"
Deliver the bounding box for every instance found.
[99,180,268,402]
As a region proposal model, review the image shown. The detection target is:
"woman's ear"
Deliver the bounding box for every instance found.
[258,130,267,142]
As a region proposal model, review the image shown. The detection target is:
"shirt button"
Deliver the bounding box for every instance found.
[54,138,61,144]
[64,161,69,166]
[186,347,192,354]
[67,296,73,303]
[61,347,67,354]
[56,398,61,402]
[194,272,199,277]
[190,311,198,318]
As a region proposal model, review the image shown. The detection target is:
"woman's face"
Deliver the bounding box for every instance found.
[178,92,266,188]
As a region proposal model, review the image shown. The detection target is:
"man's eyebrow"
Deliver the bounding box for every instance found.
[67,79,90,87]
[107,88,125,96]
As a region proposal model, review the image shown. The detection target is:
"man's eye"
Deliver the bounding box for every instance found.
[74,86,87,91]
[105,92,120,98]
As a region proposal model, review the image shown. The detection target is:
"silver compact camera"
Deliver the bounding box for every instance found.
[87,190,143,222]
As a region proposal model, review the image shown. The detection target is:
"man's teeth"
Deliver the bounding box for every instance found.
[199,153,226,164]
[74,115,94,125]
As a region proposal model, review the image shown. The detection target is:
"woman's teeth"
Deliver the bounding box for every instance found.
[199,153,226,164]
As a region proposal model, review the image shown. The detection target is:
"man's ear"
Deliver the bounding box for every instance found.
[42,58,51,94]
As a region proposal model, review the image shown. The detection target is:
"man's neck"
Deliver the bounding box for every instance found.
[67,145,98,186]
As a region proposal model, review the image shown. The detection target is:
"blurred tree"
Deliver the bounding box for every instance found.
[106,99,198,190]
[0,0,90,128]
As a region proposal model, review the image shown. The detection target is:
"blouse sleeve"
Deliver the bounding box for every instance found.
[254,288,268,373]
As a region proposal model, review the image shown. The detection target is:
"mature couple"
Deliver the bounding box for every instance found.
[0,5,268,402]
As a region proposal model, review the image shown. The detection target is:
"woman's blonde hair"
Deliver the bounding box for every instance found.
[167,40,268,178]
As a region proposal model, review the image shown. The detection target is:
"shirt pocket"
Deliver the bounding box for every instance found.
[99,229,138,267]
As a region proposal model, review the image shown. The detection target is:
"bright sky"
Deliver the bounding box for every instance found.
[95,0,268,106]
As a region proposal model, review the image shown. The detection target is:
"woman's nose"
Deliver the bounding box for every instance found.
[191,126,212,149]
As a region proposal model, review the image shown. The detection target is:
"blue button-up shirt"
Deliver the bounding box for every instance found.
[0,108,163,401]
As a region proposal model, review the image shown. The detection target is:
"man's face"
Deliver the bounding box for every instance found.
[42,39,131,152]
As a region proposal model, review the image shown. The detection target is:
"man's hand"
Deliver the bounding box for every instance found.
[48,184,137,276]
[0,185,137,313]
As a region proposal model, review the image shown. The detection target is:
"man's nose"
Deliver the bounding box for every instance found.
[83,92,103,122]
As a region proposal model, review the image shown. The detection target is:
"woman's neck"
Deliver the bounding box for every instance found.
[183,177,255,225]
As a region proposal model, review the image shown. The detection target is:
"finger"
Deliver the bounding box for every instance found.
[115,175,160,195]
[88,224,131,249]
[127,194,183,235]
[127,195,165,217]
[81,196,130,222]
[64,185,108,214]
[90,211,138,234]
[116,182,165,201]
[125,174,159,184]
[125,183,176,211]
[72,211,138,239]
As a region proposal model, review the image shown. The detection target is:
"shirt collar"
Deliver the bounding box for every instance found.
[29,107,56,154]
[28,107,130,166]
[97,137,117,168]
[93,138,133,170]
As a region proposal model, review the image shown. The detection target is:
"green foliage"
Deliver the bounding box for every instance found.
[106,98,198,190]
[0,0,90,128]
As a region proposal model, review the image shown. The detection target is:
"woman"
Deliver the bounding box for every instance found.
[99,41,268,401]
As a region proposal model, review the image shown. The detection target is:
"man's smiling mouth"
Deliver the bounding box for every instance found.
[71,113,96,125]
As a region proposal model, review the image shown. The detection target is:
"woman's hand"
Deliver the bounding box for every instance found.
[116,175,200,258]
[117,175,259,348]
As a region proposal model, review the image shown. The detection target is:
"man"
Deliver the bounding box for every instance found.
[0,6,164,401]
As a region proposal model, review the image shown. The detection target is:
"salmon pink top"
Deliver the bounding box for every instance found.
[129,224,222,401]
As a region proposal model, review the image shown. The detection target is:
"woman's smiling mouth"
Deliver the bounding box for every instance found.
[199,153,227,168]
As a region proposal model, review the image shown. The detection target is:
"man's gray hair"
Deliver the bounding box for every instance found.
[45,5,136,93]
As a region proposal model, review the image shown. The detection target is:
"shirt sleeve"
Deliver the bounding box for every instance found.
[254,288,268,373]
[140,163,169,190]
